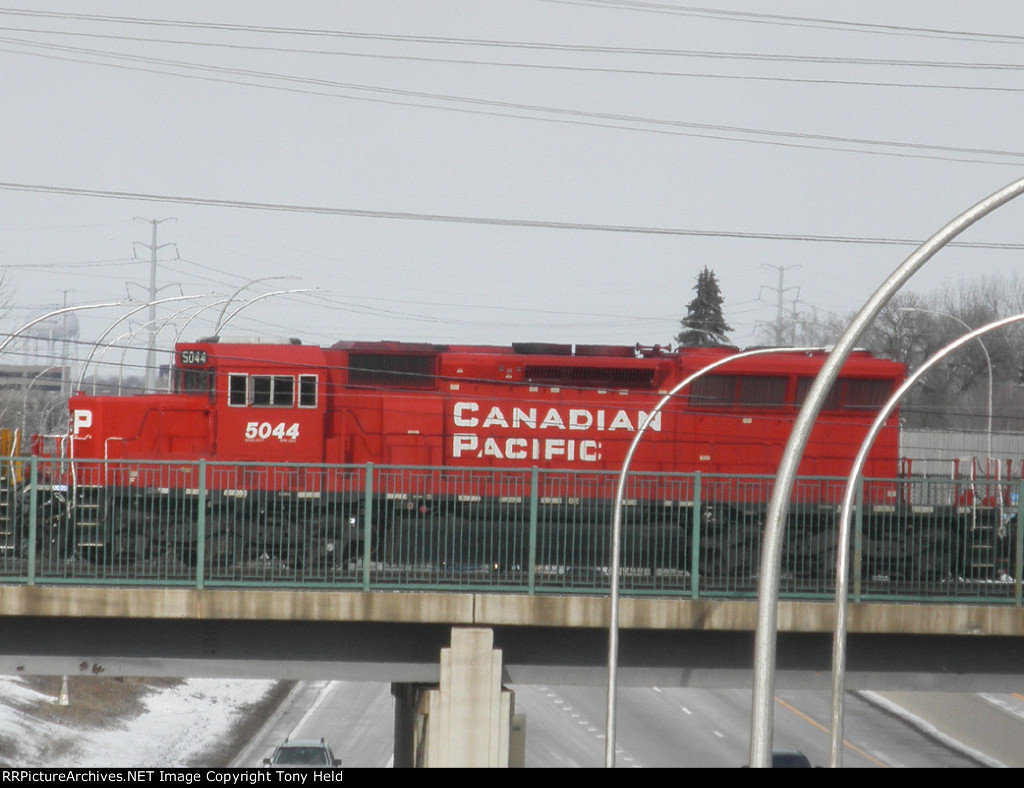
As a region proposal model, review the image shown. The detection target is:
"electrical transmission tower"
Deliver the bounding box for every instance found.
[130,218,178,393]
[758,264,801,345]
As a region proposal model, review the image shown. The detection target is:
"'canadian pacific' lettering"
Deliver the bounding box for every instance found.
[452,434,601,462]
[449,401,660,463]
[452,402,660,432]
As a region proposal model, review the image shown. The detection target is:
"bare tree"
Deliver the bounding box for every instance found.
[851,276,1024,430]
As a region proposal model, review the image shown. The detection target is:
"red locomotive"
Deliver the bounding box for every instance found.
[63,338,903,478]
[16,337,916,580]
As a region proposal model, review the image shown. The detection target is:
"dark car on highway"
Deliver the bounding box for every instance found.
[263,738,341,768]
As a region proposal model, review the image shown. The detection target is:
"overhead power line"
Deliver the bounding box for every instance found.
[5,20,1024,71]
[548,0,1024,45]
[5,34,1023,166]
[3,181,1024,250]
[6,5,1024,48]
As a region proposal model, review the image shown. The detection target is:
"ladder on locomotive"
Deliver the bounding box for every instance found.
[956,456,1010,578]
[0,428,22,553]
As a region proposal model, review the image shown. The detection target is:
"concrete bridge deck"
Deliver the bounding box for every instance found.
[1,586,1022,691]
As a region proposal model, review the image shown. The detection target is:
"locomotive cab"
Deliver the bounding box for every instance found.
[174,338,327,464]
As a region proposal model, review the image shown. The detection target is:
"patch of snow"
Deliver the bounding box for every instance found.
[0,678,275,767]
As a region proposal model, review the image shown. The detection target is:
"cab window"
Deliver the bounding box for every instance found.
[299,375,318,408]
[228,374,248,406]
[227,374,299,407]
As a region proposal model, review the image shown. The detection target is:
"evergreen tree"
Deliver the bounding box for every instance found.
[676,267,733,346]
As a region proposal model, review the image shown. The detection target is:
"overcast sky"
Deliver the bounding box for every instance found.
[2,1,1023,375]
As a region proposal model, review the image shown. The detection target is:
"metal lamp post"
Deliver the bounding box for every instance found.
[900,306,993,461]
[750,175,1024,768]
[75,295,202,392]
[216,288,317,333]
[20,365,62,434]
[828,313,1024,767]
[605,345,823,768]
[214,277,298,335]
[0,301,127,357]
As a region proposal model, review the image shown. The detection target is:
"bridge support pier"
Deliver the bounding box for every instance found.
[391,627,522,767]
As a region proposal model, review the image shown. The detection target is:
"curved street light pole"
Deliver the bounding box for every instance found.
[900,306,993,461]
[167,290,313,392]
[214,277,297,335]
[175,298,230,345]
[0,301,127,357]
[91,331,135,395]
[829,313,1024,767]
[20,365,62,432]
[217,289,316,333]
[605,345,824,768]
[750,175,1024,768]
[75,295,202,393]
[111,300,224,394]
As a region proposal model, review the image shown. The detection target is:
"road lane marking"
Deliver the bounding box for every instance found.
[774,695,889,768]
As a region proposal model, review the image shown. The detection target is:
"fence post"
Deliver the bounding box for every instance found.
[691,472,701,599]
[196,459,206,590]
[1015,480,1023,607]
[528,466,538,595]
[362,463,374,591]
[853,478,864,602]
[27,456,37,587]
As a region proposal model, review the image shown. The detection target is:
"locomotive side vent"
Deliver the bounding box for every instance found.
[524,365,656,389]
[348,353,437,389]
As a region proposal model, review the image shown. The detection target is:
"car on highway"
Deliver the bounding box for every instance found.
[740,750,814,768]
[263,738,341,768]
[770,750,813,768]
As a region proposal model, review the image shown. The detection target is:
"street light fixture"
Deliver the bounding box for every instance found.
[0,301,127,357]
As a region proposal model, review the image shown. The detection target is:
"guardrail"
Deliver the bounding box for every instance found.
[0,457,1020,605]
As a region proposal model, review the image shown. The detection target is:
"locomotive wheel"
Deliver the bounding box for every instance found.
[902,544,954,583]
[298,539,338,576]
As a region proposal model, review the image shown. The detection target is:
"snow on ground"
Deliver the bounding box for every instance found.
[0,677,276,767]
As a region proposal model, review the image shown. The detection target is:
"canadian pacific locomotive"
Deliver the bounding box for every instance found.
[8,336,937,584]
[62,338,904,475]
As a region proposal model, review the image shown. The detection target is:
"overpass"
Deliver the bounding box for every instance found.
[2,584,1022,690]
[3,585,1024,765]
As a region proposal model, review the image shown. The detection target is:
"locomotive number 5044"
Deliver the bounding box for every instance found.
[244,422,300,441]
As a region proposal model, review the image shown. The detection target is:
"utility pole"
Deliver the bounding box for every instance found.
[759,264,800,345]
[131,218,177,393]
[60,289,72,398]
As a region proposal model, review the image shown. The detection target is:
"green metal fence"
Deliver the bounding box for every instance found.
[0,457,1020,605]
